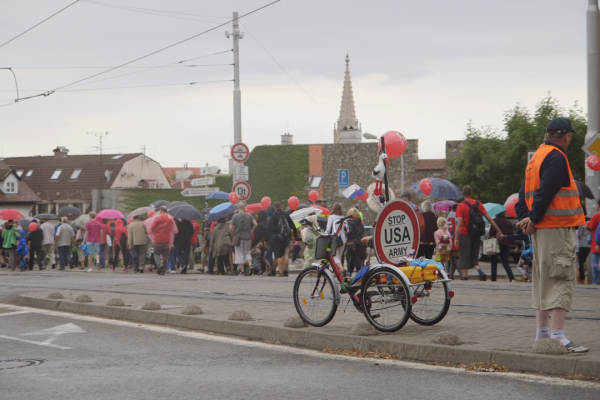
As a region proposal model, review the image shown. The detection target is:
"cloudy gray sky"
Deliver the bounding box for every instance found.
[0,0,589,170]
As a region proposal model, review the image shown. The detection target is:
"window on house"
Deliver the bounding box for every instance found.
[16,170,24,177]
[5,181,16,193]
[25,170,33,178]
[70,168,83,180]
[111,154,124,159]
[309,175,322,189]
[50,169,62,180]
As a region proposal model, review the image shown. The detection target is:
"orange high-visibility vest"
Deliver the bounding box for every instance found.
[524,144,584,228]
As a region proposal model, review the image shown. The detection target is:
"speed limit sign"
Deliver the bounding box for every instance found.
[232,181,251,201]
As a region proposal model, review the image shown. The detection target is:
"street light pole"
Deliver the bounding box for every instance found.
[226,12,243,145]
[587,0,600,212]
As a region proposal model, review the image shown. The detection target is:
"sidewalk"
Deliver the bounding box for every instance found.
[12,269,600,378]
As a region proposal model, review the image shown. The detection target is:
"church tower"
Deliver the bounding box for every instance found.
[334,54,362,144]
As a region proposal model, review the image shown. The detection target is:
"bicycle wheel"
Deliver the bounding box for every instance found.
[409,279,451,325]
[293,266,338,327]
[361,267,412,332]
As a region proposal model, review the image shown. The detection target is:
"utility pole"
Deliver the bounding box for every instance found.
[88,131,109,210]
[226,12,243,144]
[587,0,600,212]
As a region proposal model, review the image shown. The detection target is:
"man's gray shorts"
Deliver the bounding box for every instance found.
[459,234,480,269]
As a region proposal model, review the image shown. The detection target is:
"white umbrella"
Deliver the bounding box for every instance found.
[127,206,154,218]
[72,214,90,230]
[504,193,519,207]
[290,207,322,222]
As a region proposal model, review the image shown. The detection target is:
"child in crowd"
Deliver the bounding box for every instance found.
[434,217,451,264]
[499,231,532,282]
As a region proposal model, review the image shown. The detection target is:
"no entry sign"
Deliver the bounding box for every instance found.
[231,143,250,163]
[373,199,420,265]
[232,181,251,201]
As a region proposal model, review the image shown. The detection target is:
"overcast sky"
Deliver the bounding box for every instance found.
[0,0,590,171]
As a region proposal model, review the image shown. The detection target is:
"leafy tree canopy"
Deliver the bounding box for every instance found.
[448,94,586,204]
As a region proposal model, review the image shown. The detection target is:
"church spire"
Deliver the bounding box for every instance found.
[334,54,361,144]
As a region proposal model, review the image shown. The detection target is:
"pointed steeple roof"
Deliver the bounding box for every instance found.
[337,54,359,130]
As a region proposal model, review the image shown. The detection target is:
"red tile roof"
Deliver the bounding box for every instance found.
[415,159,446,170]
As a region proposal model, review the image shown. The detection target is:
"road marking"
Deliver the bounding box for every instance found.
[0,303,597,389]
[0,311,31,317]
[22,323,86,345]
[0,335,71,349]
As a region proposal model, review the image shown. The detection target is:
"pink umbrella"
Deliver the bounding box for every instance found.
[433,200,456,211]
[97,209,124,219]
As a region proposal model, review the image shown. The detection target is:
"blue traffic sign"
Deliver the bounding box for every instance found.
[338,169,349,189]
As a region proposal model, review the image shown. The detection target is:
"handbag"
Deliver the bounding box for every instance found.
[483,238,500,255]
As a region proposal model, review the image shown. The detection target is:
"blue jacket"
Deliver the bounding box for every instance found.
[16,230,28,256]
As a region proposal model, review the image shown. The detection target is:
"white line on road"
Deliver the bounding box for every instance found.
[0,334,71,350]
[0,303,597,389]
[0,311,31,317]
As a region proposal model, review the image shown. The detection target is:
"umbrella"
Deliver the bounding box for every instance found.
[504,193,519,207]
[0,209,25,220]
[97,209,124,219]
[17,217,36,234]
[168,201,188,208]
[575,180,594,200]
[127,206,154,218]
[505,197,519,218]
[200,207,212,216]
[290,207,322,222]
[58,206,82,218]
[410,178,462,199]
[206,191,230,200]
[72,214,90,229]
[167,204,203,220]
[150,200,170,209]
[206,202,237,222]
[484,203,506,217]
[245,203,263,213]
[313,205,330,215]
[33,213,59,220]
[433,200,456,211]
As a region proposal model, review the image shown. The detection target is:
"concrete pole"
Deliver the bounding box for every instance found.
[586,0,600,283]
[232,12,242,145]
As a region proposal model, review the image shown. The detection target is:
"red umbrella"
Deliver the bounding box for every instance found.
[506,197,518,218]
[313,205,331,215]
[0,209,24,220]
[245,203,263,213]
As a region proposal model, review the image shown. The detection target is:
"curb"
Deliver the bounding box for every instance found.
[17,294,599,378]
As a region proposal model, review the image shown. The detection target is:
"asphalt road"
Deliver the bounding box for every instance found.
[1,305,599,400]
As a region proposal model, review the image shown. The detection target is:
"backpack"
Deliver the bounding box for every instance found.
[464,200,485,236]
[275,213,290,241]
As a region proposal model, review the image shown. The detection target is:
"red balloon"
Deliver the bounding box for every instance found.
[420,179,433,196]
[506,198,518,218]
[261,197,271,210]
[378,130,407,158]
[229,192,239,204]
[288,196,300,211]
[587,155,600,171]
[148,210,156,218]
[127,217,133,224]
[29,222,38,232]
[309,190,318,203]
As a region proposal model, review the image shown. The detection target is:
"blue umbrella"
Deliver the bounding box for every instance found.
[410,178,462,200]
[484,203,506,217]
[206,191,230,200]
[206,202,237,222]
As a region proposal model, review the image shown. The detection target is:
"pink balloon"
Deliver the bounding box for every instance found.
[587,155,600,171]
[309,190,318,203]
[148,210,156,218]
[288,196,300,211]
[261,197,271,210]
[420,179,433,196]
[229,192,239,205]
[29,222,38,232]
[378,130,407,158]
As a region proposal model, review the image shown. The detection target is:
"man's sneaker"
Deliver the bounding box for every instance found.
[565,342,589,353]
[124,268,129,272]
[169,270,177,274]
[87,268,93,272]
[479,273,487,281]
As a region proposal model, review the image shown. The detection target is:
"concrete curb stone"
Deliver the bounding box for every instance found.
[16,293,600,379]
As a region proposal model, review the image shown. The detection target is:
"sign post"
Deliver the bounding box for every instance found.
[190,177,215,187]
[338,169,349,189]
[234,165,249,182]
[200,166,219,175]
[181,187,219,197]
[231,143,250,163]
[373,199,420,265]
[232,181,251,201]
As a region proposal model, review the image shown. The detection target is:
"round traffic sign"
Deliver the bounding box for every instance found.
[232,181,251,201]
[373,199,420,265]
[231,143,250,163]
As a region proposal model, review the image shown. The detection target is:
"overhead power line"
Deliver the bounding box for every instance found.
[5,0,281,105]
[0,0,81,50]
[82,0,229,19]
[241,23,335,121]
[4,64,231,69]
[0,79,232,92]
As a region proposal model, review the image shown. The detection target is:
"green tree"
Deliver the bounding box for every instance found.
[447,95,587,203]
